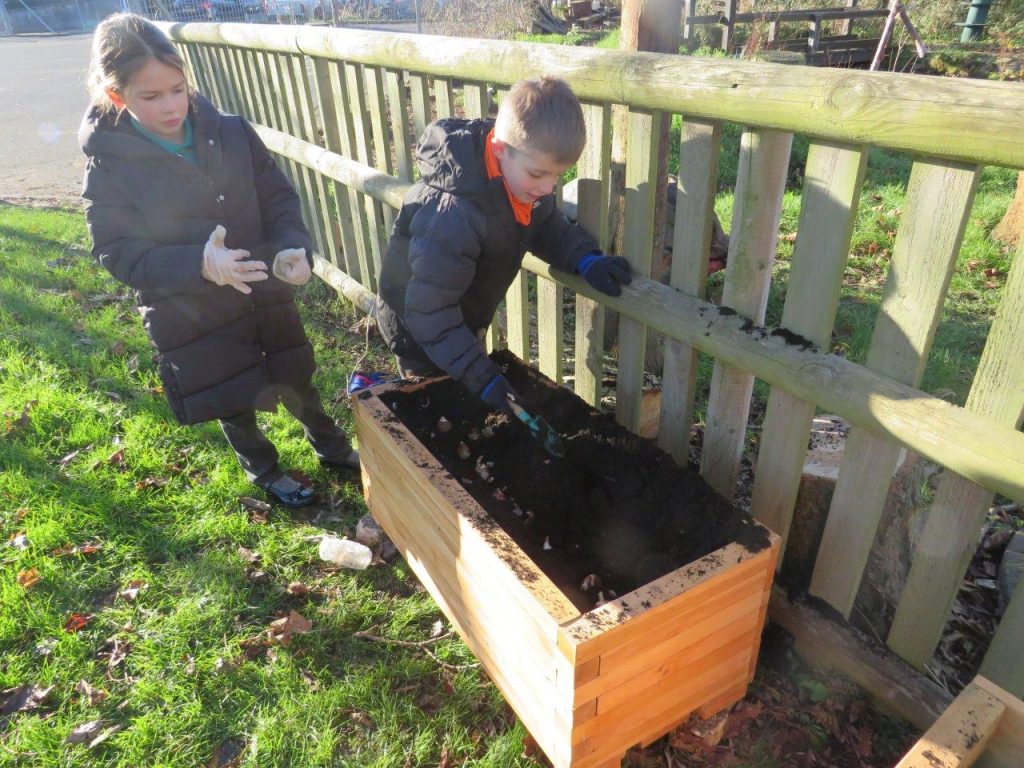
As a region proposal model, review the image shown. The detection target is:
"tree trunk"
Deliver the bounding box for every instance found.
[992,170,1024,247]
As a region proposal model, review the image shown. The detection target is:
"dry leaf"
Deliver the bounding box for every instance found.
[64,613,93,633]
[53,542,101,557]
[267,610,313,645]
[98,637,130,669]
[1,683,54,716]
[9,532,28,549]
[237,546,261,564]
[285,582,310,596]
[86,724,122,748]
[117,580,147,601]
[66,719,104,744]
[107,449,126,467]
[135,476,168,490]
[75,680,109,706]
[17,568,41,589]
[109,340,126,356]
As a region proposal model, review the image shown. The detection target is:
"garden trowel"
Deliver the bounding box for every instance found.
[506,395,566,458]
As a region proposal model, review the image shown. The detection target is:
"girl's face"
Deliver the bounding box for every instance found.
[108,58,189,143]
[492,138,570,205]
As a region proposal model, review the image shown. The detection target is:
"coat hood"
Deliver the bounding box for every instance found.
[415,118,494,198]
[79,92,221,160]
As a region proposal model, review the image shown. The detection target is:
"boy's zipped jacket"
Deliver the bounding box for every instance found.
[375,118,597,395]
[80,94,316,425]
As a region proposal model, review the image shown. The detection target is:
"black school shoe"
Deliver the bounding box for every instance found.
[261,477,317,509]
[320,449,361,473]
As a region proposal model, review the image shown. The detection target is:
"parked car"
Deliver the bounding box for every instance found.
[173,0,264,22]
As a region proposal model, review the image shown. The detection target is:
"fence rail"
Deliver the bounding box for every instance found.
[157,20,1024,707]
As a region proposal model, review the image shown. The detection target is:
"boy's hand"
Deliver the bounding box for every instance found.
[480,374,518,415]
[272,248,312,285]
[577,252,632,297]
[202,225,268,294]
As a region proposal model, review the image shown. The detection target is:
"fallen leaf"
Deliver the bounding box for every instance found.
[99,637,130,668]
[110,340,126,356]
[107,449,126,467]
[267,610,313,645]
[75,680,109,706]
[16,568,41,589]
[285,582,310,596]
[117,580,147,601]
[86,724,122,748]
[207,738,245,767]
[59,447,87,468]
[237,546,261,564]
[9,532,28,549]
[1,683,54,717]
[438,746,452,768]
[52,542,101,557]
[65,613,93,632]
[66,719,104,744]
[135,476,168,490]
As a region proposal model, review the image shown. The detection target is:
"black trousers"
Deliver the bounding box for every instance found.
[219,381,352,486]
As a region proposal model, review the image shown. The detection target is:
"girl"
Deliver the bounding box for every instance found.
[80,13,358,508]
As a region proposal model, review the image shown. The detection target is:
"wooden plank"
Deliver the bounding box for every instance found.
[311,57,361,275]
[384,68,414,182]
[363,64,396,233]
[505,272,530,360]
[658,117,722,465]
[810,159,981,617]
[573,102,612,406]
[894,681,1005,768]
[769,585,953,731]
[561,537,776,663]
[463,82,489,120]
[701,128,792,499]
[433,76,456,119]
[344,62,387,288]
[615,108,661,432]
[890,236,1024,669]
[974,676,1024,768]
[407,73,432,140]
[163,23,1024,169]
[981,584,1024,701]
[749,141,866,555]
[258,51,309,231]
[538,277,564,383]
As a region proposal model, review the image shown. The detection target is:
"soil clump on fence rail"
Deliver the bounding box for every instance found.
[380,350,768,612]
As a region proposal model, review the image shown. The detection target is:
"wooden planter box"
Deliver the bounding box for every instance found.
[353,380,780,768]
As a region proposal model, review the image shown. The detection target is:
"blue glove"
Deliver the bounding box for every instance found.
[479,374,518,415]
[576,252,632,297]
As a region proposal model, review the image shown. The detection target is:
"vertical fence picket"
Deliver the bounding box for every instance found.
[242,48,271,127]
[434,76,457,119]
[408,74,432,139]
[809,159,981,618]
[345,62,387,288]
[657,117,722,464]
[384,68,414,183]
[311,58,361,277]
[259,52,309,227]
[195,45,222,106]
[227,47,256,122]
[215,45,242,114]
[573,102,612,404]
[890,235,1024,673]
[616,108,662,432]
[701,128,792,499]
[364,65,397,233]
[749,141,867,554]
[279,53,328,259]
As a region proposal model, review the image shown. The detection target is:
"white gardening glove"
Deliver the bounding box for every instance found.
[272,247,312,286]
[201,225,268,294]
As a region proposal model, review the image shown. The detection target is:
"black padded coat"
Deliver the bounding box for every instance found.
[375,118,598,395]
[80,94,317,425]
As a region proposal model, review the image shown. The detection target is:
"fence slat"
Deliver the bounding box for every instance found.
[311,58,361,277]
[573,102,613,406]
[890,236,1024,674]
[616,109,662,432]
[982,587,1024,700]
[434,76,457,119]
[408,73,432,140]
[256,52,308,232]
[657,117,722,465]
[384,68,414,182]
[701,128,793,499]
[345,62,387,288]
[364,65,397,233]
[749,141,867,553]
[809,159,981,618]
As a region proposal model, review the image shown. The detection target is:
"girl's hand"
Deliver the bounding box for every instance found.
[272,248,312,285]
[202,225,268,294]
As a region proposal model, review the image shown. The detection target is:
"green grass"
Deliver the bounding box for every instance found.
[0,205,529,767]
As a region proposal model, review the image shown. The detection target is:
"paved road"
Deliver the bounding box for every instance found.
[0,33,94,205]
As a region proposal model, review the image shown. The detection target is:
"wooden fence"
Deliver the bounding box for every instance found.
[157,20,1024,721]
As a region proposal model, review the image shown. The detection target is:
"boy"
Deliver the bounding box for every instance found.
[375,75,631,413]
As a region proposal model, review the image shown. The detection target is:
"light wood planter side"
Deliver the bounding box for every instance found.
[353,384,779,768]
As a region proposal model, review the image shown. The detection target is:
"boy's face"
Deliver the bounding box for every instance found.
[107,58,189,144]
[492,138,571,205]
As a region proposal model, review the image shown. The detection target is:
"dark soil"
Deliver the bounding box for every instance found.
[380,350,769,613]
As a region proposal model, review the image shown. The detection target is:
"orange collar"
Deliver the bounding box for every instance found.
[484,128,532,226]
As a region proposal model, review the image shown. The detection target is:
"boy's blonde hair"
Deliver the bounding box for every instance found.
[494,76,586,165]
[87,13,188,113]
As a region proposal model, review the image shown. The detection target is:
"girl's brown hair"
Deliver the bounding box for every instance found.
[87,13,188,113]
